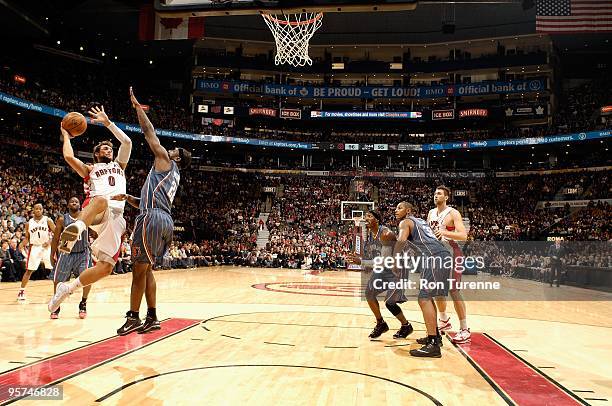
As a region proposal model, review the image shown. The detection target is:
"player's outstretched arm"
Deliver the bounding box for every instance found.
[111,194,140,209]
[89,105,132,170]
[61,126,90,178]
[129,87,171,171]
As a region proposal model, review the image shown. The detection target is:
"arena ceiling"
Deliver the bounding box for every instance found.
[0,0,608,52]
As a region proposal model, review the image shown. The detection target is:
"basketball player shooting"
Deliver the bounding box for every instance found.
[427,186,470,344]
[112,87,191,335]
[48,104,132,313]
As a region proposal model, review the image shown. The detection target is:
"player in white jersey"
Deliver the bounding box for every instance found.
[48,105,132,313]
[17,203,56,301]
[427,185,470,344]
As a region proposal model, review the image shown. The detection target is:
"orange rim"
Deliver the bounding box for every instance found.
[262,12,323,26]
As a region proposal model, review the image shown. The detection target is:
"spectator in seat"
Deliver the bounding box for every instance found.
[9,238,26,280]
[1,239,18,282]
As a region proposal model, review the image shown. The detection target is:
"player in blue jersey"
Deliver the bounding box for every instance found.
[394,201,452,358]
[49,197,92,319]
[114,88,191,335]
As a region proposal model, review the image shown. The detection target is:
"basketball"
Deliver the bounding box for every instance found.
[380,229,397,242]
[61,112,87,137]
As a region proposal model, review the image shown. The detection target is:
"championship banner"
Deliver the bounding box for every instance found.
[249,107,277,117]
[223,106,234,115]
[459,108,488,118]
[197,105,209,113]
[280,108,301,119]
[432,109,455,120]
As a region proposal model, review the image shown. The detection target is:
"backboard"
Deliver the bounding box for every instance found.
[155,0,418,17]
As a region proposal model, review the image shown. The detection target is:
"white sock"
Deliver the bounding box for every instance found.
[74,220,86,234]
[19,288,25,292]
[460,319,468,330]
[67,277,83,293]
[439,312,449,321]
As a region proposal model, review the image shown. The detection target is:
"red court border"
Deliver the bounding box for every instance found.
[458,332,586,406]
[0,318,200,404]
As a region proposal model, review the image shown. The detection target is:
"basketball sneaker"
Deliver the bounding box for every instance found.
[17,289,26,301]
[78,302,87,319]
[58,221,85,254]
[451,328,471,344]
[410,338,442,358]
[393,323,414,339]
[117,313,142,336]
[438,317,452,332]
[416,335,443,347]
[138,316,161,334]
[368,320,389,339]
[50,308,60,320]
[48,282,71,313]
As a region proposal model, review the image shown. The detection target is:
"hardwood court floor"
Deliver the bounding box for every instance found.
[0,267,610,405]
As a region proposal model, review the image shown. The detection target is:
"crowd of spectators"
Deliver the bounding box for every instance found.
[1,153,609,282]
[1,62,610,147]
[0,60,609,281]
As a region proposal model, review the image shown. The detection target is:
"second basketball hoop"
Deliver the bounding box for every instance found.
[261,11,323,67]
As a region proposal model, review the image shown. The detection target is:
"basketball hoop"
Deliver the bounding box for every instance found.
[262,12,323,67]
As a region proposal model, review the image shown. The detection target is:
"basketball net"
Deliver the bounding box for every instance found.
[262,12,323,67]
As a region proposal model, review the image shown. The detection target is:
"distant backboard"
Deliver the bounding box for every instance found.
[156,0,417,17]
[340,201,375,222]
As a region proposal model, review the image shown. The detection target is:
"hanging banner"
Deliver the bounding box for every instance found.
[196,78,547,99]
